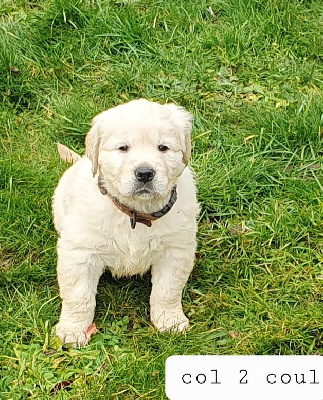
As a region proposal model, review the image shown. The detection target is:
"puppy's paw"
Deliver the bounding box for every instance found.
[151,308,189,332]
[55,322,88,348]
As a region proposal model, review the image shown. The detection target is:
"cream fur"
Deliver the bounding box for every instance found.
[52,99,199,346]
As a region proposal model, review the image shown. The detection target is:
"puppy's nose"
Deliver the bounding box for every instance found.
[135,167,155,183]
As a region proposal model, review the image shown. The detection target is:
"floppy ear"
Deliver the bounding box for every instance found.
[164,104,193,166]
[85,118,101,176]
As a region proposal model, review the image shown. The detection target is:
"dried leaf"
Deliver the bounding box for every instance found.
[44,349,58,356]
[227,221,253,235]
[307,164,320,170]
[10,66,19,75]
[0,259,11,271]
[85,323,98,343]
[50,380,73,395]
[56,143,81,163]
[229,330,239,339]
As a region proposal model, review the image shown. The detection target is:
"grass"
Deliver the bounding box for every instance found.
[0,0,322,398]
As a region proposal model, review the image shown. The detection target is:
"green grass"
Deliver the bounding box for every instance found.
[0,0,322,398]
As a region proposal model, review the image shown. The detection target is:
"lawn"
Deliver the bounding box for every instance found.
[0,0,322,398]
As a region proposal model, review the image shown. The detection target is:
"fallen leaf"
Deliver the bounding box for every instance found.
[56,143,81,163]
[50,380,73,395]
[0,259,11,271]
[10,66,19,75]
[85,323,98,343]
[229,330,239,339]
[227,221,253,235]
[307,164,320,170]
[44,349,58,356]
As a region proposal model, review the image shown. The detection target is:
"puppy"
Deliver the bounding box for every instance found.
[52,99,199,346]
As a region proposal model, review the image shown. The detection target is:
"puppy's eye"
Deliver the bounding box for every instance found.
[119,145,129,152]
[158,145,169,152]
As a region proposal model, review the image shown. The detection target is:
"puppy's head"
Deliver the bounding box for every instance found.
[85,99,192,202]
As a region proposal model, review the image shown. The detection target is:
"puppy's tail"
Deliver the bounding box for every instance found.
[56,143,81,163]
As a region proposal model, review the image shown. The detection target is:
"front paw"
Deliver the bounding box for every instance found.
[55,322,88,347]
[151,308,189,332]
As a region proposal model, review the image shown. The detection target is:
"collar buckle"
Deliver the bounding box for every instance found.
[130,211,137,229]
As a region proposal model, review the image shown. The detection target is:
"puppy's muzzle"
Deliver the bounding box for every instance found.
[135,167,155,183]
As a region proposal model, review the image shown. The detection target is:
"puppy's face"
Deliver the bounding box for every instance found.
[86,99,192,201]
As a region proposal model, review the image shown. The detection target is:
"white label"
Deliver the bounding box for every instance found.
[166,355,322,400]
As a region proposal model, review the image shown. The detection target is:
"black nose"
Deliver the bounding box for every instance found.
[135,167,155,183]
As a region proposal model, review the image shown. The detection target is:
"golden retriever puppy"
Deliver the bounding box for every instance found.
[53,99,199,346]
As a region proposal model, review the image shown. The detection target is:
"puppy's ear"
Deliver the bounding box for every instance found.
[85,117,101,176]
[164,104,193,166]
